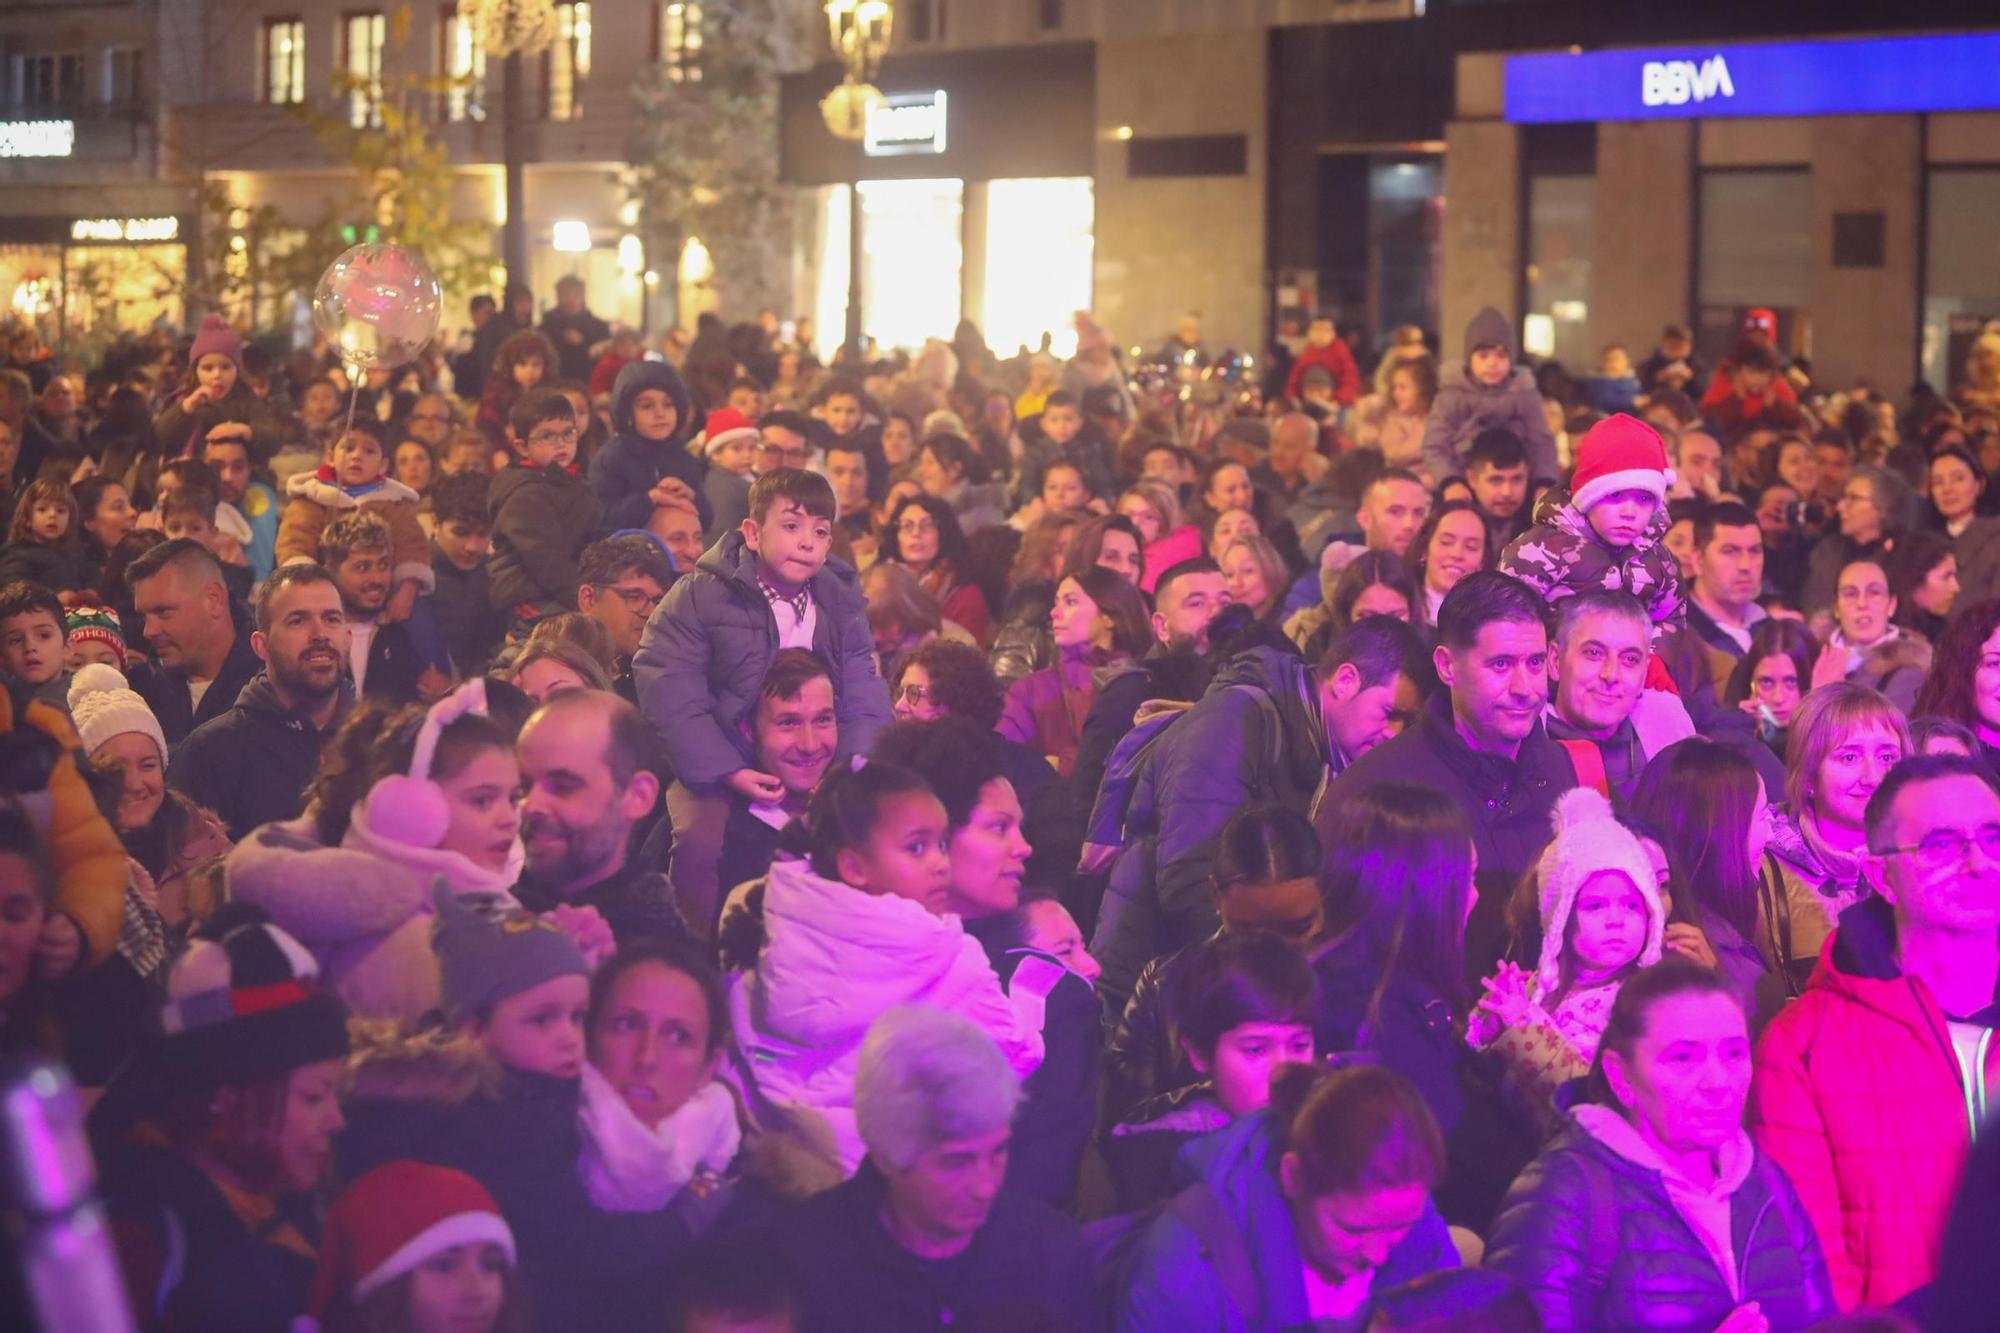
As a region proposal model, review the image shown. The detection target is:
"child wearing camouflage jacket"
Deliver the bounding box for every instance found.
[1498,413,1684,636]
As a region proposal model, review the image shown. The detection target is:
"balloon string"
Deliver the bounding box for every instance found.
[342,374,360,441]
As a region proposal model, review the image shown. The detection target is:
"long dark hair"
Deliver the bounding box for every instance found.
[1913,597,2000,727]
[1722,618,1820,712]
[883,493,969,571]
[587,937,729,1059]
[1328,550,1417,630]
[1316,782,1472,1025]
[1627,739,1762,943]
[1063,565,1152,660]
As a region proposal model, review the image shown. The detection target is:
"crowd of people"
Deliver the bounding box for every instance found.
[4,281,2000,1333]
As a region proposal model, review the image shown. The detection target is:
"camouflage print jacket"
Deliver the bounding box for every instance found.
[1499,491,1685,637]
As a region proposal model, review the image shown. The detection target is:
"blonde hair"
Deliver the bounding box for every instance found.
[1220,534,1288,614]
[1785,681,1911,861]
[1119,481,1183,536]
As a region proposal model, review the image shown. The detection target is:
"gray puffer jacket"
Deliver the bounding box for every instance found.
[1421,306,1561,483]
[633,532,891,789]
[1486,1106,1834,1332]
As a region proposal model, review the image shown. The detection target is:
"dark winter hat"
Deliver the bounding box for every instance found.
[1462,306,1516,362]
[187,313,245,373]
[152,914,351,1093]
[431,880,587,1024]
[610,357,693,443]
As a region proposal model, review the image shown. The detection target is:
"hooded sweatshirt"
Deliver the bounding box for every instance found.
[1572,1104,1754,1298]
[1421,306,1560,484]
[725,855,1045,1175]
[590,359,710,532]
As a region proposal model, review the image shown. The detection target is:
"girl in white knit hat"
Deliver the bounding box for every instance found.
[1467,785,1666,1130]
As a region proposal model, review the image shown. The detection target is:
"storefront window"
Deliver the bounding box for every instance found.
[1922,168,2000,397]
[64,244,185,336]
[981,178,1092,359]
[1697,168,1809,365]
[1368,158,1442,352]
[1524,174,1595,370]
[857,178,963,355]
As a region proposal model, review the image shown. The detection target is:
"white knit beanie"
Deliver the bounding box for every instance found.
[1533,786,1665,996]
[66,663,167,763]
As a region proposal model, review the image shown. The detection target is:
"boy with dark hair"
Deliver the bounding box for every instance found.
[589,357,709,534]
[1462,428,1533,547]
[428,470,503,674]
[634,467,890,800]
[811,377,888,504]
[489,389,604,626]
[0,579,70,708]
[1017,388,1117,509]
[1421,306,1560,486]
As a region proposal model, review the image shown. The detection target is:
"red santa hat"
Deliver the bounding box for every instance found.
[700,407,759,456]
[302,1162,515,1326]
[1570,413,1675,514]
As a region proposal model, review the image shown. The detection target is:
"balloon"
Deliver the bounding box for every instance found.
[312,243,443,372]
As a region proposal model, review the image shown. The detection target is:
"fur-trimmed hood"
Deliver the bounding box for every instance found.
[284,469,421,510]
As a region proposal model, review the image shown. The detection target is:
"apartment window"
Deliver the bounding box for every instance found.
[16,54,86,108]
[546,1,591,121]
[1038,0,1062,31]
[342,12,386,128]
[906,0,945,44]
[440,7,486,121]
[262,19,305,105]
[103,47,142,104]
[660,2,703,84]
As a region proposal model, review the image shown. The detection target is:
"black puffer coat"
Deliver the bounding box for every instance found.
[1486,1113,1834,1332]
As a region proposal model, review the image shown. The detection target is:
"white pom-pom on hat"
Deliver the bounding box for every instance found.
[65,663,167,762]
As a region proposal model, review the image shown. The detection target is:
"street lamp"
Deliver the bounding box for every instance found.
[822,2,893,362]
[458,0,558,295]
[820,0,893,141]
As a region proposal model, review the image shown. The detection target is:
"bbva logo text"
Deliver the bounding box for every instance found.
[1640,56,1735,108]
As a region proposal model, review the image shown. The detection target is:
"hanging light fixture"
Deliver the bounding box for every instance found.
[820,0,894,141]
[458,0,559,57]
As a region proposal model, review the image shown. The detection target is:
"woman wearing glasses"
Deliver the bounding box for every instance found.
[880,493,991,648]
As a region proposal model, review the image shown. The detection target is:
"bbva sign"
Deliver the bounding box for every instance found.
[1641,55,1735,108]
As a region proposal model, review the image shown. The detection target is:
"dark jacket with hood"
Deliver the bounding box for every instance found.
[132,604,264,749]
[168,672,355,840]
[487,457,604,613]
[1422,306,1560,484]
[1091,647,1333,1011]
[632,531,892,789]
[590,360,710,533]
[1486,1108,1834,1332]
[1321,689,1576,981]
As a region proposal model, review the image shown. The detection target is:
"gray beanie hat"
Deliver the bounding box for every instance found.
[430,880,587,1023]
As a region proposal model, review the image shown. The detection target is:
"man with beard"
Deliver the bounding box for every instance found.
[169,564,354,839]
[319,510,444,704]
[666,651,840,937]
[514,688,689,944]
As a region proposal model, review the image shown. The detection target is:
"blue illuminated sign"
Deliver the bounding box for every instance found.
[1504,33,2000,124]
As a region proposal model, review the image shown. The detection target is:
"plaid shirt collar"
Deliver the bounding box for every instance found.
[759,579,810,622]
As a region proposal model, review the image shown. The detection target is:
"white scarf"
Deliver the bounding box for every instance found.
[576,1062,742,1213]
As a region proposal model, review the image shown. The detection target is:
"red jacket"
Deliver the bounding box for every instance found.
[1699,362,1799,423]
[1750,898,1998,1310]
[1285,339,1361,406]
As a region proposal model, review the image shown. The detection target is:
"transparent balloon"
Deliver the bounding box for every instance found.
[312,243,443,372]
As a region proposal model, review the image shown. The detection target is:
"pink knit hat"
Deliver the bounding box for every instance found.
[188,313,244,372]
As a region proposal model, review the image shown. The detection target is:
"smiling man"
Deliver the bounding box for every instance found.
[707,650,839,908]
[1545,591,1694,802]
[169,564,354,839]
[1323,571,1578,979]
[514,689,687,946]
[319,510,435,704]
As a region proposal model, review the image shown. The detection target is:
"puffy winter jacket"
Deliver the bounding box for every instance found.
[1500,492,1686,636]
[1750,895,2000,1309]
[1090,648,1330,1011]
[590,359,710,532]
[275,470,433,591]
[1486,1108,1834,1331]
[1117,1111,1457,1332]
[724,856,1044,1175]
[1421,307,1560,483]
[486,459,604,614]
[633,531,890,789]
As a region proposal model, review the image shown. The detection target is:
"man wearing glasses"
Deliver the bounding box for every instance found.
[1753,752,2000,1311]
[576,534,672,703]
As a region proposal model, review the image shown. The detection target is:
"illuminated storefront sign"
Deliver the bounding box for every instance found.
[865,91,947,157]
[0,120,74,157]
[70,217,180,243]
[1505,33,2000,124]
